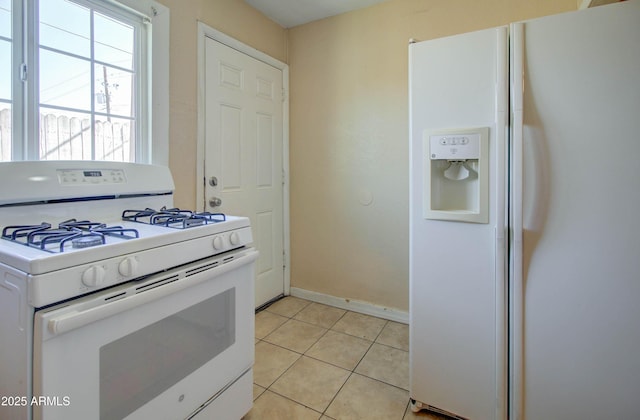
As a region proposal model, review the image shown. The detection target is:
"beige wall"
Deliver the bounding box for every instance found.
[156,0,287,208]
[288,0,576,312]
[156,0,577,314]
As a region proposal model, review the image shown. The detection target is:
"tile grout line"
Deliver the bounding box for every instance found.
[260,387,325,417]
[259,301,351,417]
[315,317,390,417]
[257,300,340,404]
[253,297,412,419]
[319,370,354,418]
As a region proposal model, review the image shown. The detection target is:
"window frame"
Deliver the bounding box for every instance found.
[10,0,25,160]
[7,0,168,165]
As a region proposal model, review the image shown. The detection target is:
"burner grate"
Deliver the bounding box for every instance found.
[1,219,139,253]
[122,207,226,229]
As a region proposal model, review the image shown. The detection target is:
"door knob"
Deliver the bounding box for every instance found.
[209,197,222,208]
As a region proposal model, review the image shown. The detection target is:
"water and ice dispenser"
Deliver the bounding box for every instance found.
[423,127,488,223]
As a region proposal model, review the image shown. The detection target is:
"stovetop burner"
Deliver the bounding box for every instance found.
[122,207,226,229]
[1,219,139,253]
[0,207,228,254]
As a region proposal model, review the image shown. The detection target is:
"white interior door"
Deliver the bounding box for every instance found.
[204,37,284,308]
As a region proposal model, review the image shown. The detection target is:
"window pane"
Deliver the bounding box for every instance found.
[95,116,134,162]
[0,0,11,161]
[0,0,10,39]
[32,0,145,163]
[39,0,90,58]
[0,40,10,100]
[95,12,134,70]
[95,64,133,118]
[0,104,10,162]
[40,49,91,110]
[39,107,92,160]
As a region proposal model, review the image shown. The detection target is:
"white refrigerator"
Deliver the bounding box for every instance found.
[409,2,640,419]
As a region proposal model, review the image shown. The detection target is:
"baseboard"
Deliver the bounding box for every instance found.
[289,287,408,324]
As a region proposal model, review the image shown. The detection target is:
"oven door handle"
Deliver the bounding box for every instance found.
[45,249,258,337]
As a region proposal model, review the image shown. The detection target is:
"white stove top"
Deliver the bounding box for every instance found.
[0,215,250,275]
[0,161,253,307]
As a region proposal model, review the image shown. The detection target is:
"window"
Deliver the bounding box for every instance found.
[0,0,168,164]
[38,0,142,161]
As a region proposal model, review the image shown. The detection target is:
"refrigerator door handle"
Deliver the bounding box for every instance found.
[509,22,525,420]
[495,26,509,420]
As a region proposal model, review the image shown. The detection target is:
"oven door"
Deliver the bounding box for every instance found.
[33,248,257,420]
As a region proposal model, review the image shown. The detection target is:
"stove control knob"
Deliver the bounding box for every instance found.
[230,232,241,246]
[118,257,138,277]
[212,236,224,250]
[82,265,106,287]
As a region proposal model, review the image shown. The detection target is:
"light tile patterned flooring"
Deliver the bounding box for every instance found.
[244,296,446,420]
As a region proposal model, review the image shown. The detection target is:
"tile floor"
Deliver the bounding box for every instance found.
[244,296,446,420]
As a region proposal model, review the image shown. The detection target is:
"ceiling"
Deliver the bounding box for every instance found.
[244,0,390,28]
[247,0,624,27]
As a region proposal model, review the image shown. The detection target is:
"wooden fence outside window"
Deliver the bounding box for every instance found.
[0,108,132,162]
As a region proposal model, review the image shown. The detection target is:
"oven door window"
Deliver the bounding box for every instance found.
[100,288,235,420]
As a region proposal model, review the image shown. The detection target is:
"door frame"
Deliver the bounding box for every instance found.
[196,22,290,297]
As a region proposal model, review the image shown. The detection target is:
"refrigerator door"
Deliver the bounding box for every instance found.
[409,27,508,420]
[510,2,640,418]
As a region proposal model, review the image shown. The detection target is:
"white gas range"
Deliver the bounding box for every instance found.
[0,161,256,420]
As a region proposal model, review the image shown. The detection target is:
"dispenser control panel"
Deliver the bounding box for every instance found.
[422,127,489,223]
[429,133,481,160]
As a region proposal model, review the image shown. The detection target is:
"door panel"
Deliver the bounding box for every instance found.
[256,113,273,187]
[204,38,284,308]
[256,211,273,275]
[220,104,242,190]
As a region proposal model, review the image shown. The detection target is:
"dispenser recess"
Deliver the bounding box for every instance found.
[423,127,488,223]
